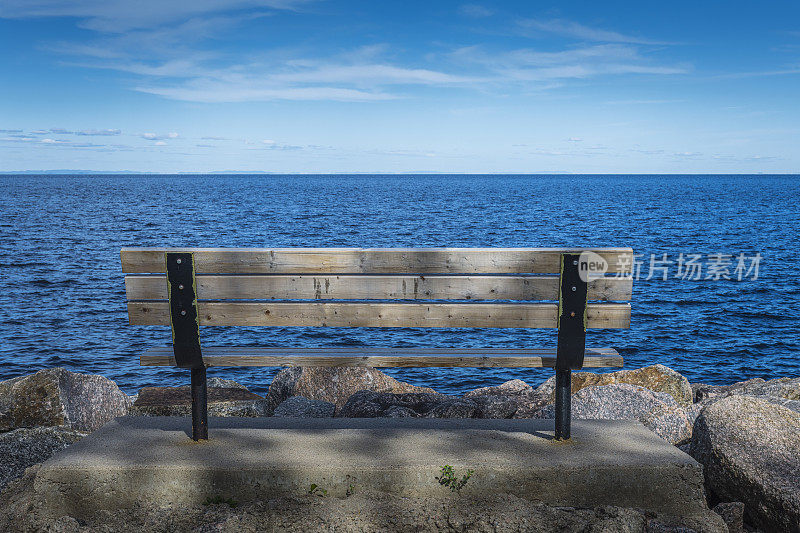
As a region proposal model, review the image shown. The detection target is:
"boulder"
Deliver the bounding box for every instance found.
[130,386,270,417]
[539,384,692,444]
[694,377,800,404]
[207,377,249,390]
[464,379,534,398]
[338,389,549,420]
[465,379,550,419]
[536,365,693,407]
[689,395,800,532]
[266,367,434,411]
[273,396,335,418]
[424,398,478,418]
[712,502,744,533]
[0,427,85,492]
[0,368,131,432]
[470,395,523,419]
[338,391,462,418]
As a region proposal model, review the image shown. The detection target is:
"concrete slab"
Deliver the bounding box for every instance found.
[34,416,709,520]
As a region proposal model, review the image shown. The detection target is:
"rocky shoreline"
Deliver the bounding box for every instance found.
[0,365,798,532]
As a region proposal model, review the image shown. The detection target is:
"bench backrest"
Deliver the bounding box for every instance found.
[122,248,632,329]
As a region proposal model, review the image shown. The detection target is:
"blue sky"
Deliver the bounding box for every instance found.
[1,1,798,173]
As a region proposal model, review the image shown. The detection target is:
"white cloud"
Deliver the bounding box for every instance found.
[0,0,309,32]
[154,140,167,146]
[451,43,688,83]
[11,3,686,104]
[459,4,493,18]
[518,18,671,45]
[76,128,121,135]
[141,132,179,140]
[270,64,477,86]
[136,83,400,103]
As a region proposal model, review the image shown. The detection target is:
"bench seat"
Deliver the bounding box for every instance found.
[140,346,622,368]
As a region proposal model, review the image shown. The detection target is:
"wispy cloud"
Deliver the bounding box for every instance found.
[711,68,800,79]
[137,84,399,103]
[75,128,121,135]
[518,18,672,45]
[0,0,309,32]
[605,99,685,105]
[459,4,493,19]
[141,132,179,140]
[8,5,686,103]
[450,43,688,83]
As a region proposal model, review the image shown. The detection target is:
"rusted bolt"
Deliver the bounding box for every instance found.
[570,311,576,317]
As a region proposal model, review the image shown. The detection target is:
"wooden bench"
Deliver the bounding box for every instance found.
[122,247,633,441]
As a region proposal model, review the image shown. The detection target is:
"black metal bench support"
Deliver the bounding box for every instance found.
[555,253,588,440]
[191,367,208,440]
[166,252,207,441]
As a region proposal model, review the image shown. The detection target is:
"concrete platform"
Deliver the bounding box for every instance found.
[34,416,709,520]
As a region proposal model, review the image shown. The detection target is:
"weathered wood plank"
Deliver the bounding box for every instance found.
[121,248,634,275]
[127,301,631,329]
[142,346,620,356]
[139,346,623,368]
[124,274,633,302]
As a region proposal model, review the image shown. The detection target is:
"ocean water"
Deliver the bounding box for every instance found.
[1,174,798,396]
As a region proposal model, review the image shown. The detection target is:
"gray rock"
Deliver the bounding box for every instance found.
[694,377,800,404]
[424,398,478,418]
[0,427,85,492]
[536,364,693,407]
[689,395,800,533]
[539,384,692,444]
[272,396,335,418]
[685,403,704,427]
[207,377,249,390]
[337,390,458,418]
[470,395,522,419]
[130,386,270,417]
[267,367,434,411]
[464,378,534,398]
[384,405,418,418]
[712,502,744,533]
[0,368,131,432]
[464,378,550,419]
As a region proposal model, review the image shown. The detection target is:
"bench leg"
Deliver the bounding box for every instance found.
[191,367,208,441]
[554,368,571,440]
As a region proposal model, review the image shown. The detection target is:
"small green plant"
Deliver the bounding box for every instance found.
[435,465,474,494]
[307,483,328,497]
[203,496,238,508]
[346,484,355,497]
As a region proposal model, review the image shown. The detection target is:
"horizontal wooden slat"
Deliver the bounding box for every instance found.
[127,301,630,329]
[125,274,633,302]
[139,346,622,368]
[121,248,634,275]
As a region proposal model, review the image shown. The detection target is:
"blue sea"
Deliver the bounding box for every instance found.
[1,174,798,396]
